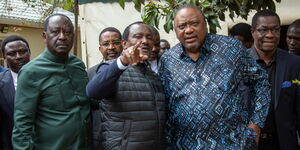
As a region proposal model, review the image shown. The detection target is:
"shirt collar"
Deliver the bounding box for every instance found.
[43,48,70,63]
[10,70,18,90]
[177,33,211,60]
[250,48,277,63]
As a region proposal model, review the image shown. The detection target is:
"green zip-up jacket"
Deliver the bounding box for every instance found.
[12,49,91,150]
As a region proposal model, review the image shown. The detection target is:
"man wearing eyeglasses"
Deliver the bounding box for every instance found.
[249,10,300,150]
[87,27,123,79]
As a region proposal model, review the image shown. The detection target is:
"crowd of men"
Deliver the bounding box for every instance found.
[0,4,300,150]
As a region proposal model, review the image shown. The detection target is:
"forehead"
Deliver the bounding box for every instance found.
[256,16,280,27]
[160,42,169,47]
[175,7,204,23]
[287,26,300,35]
[100,31,121,41]
[47,16,73,29]
[129,24,152,35]
[4,40,28,52]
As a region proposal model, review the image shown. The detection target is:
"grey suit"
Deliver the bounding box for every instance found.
[0,70,15,150]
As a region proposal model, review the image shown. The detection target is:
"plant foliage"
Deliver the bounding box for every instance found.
[127,0,281,33]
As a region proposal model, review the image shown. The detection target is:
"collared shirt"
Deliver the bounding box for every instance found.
[13,49,91,150]
[10,70,18,90]
[159,33,271,149]
[149,59,158,74]
[249,48,277,134]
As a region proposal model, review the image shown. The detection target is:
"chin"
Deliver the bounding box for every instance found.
[184,44,201,52]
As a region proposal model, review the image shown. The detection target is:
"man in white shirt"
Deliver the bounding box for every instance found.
[148,26,160,74]
[0,35,30,150]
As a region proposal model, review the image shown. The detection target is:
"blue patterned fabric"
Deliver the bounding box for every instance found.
[159,34,271,150]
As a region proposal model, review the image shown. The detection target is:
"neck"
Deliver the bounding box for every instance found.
[255,48,276,64]
[186,48,200,61]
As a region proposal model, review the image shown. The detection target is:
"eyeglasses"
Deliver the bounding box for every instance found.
[100,40,121,47]
[255,27,281,35]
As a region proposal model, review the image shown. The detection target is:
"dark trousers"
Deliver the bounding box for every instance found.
[258,133,280,150]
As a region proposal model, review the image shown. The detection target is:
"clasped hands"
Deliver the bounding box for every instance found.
[120,41,149,66]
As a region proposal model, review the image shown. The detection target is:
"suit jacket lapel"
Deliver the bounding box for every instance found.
[0,70,15,112]
[274,49,286,110]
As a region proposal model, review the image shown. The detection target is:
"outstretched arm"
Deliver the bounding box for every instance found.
[86,41,149,99]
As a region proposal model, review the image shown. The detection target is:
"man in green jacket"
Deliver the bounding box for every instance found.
[12,14,91,150]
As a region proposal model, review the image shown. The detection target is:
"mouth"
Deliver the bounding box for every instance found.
[107,52,118,58]
[288,47,296,50]
[16,62,27,67]
[184,36,197,43]
[262,41,276,46]
[140,46,150,51]
[56,44,68,49]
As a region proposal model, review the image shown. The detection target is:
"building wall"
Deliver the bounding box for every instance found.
[0,25,44,60]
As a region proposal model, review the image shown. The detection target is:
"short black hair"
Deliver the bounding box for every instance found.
[289,19,300,29]
[252,9,281,29]
[149,26,160,40]
[176,4,204,18]
[99,27,122,43]
[229,23,253,42]
[43,13,73,31]
[160,39,170,44]
[122,21,147,41]
[1,35,30,54]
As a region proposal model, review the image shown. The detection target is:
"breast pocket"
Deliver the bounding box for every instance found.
[41,83,65,110]
[41,80,79,110]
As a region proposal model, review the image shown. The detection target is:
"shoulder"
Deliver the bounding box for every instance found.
[0,70,11,81]
[87,64,100,73]
[206,33,242,45]
[205,34,246,53]
[160,43,182,61]
[68,54,86,69]
[277,49,300,68]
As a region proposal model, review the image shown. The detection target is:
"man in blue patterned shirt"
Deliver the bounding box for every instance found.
[159,4,271,149]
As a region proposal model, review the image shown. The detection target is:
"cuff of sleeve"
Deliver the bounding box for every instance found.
[117,57,127,70]
[249,118,265,129]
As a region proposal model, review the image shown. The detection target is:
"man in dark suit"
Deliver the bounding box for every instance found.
[249,10,300,150]
[0,35,30,150]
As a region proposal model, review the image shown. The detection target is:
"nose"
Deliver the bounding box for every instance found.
[141,36,148,44]
[289,39,296,46]
[16,52,22,60]
[265,29,276,38]
[185,25,194,34]
[58,31,67,40]
[108,43,115,49]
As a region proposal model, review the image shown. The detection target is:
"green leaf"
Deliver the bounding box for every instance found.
[119,0,125,9]
[132,0,142,12]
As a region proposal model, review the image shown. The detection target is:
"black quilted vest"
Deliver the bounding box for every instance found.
[99,63,166,150]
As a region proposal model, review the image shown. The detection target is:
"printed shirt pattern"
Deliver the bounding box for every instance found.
[159,34,270,150]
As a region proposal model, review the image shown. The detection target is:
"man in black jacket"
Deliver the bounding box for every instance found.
[249,10,300,150]
[86,22,166,150]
